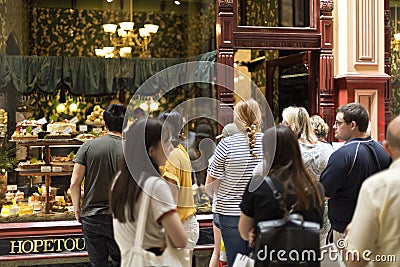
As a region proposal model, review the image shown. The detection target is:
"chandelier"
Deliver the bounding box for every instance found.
[95,1,159,58]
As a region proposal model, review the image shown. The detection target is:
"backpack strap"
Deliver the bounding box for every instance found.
[264,176,288,214]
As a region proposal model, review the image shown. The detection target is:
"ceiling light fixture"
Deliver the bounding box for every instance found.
[174,0,181,5]
[95,1,159,58]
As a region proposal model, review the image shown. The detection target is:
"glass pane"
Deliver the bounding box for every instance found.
[238,0,310,27]
[235,49,312,123]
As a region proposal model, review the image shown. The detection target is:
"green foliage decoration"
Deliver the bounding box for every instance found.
[30,92,113,124]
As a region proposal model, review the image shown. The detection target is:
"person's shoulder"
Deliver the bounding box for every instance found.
[177,144,189,155]
[223,133,251,144]
[215,134,232,148]
[171,145,189,160]
[148,176,169,189]
[335,138,365,153]
[87,134,109,143]
[245,175,270,196]
[80,136,103,148]
[104,134,122,141]
[151,177,175,197]
[77,138,94,149]
[370,140,386,150]
[358,170,393,200]
[315,142,334,155]
[152,175,168,184]
[316,141,333,149]
[169,146,181,156]
[364,164,399,186]
[330,144,348,156]
[364,170,386,184]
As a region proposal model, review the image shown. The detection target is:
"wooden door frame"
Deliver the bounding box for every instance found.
[265,51,319,115]
[216,0,334,136]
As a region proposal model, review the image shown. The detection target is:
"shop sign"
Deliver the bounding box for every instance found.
[0,235,85,255]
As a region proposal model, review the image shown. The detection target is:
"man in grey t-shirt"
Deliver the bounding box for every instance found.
[71,104,126,267]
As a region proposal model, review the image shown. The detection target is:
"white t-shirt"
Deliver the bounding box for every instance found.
[113,176,176,254]
[208,133,263,216]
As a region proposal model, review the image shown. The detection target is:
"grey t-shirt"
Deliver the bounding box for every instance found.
[73,134,123,217]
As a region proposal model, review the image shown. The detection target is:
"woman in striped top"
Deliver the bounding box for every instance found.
[208,98,263,267]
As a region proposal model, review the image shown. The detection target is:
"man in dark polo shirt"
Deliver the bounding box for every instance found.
[71,104,126,267]
[320,103,391,244]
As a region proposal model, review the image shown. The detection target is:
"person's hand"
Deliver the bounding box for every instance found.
[74,210,81,223]
[248,227,256,248]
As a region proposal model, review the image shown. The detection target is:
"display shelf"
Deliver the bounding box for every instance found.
[13,140,81,214]
[10,139,83,146]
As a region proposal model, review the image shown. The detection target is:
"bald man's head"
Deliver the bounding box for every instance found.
[386,115,400,158]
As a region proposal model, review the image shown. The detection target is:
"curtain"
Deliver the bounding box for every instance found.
[0,51,216,96]
[0,56,62,94]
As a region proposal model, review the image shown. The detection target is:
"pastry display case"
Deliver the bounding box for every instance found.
[5,139,82,217]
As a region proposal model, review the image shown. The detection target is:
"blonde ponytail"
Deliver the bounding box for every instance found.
[234,98,261,158]
[246,124,258,158]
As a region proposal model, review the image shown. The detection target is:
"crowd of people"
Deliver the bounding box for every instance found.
[70,100,400,267]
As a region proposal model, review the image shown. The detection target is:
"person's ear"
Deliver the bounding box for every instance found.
[350,121,357,131]
[383,140,393,158]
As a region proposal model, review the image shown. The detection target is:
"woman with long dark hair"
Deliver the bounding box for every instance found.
[110,118,187,266]
[239,125,324,244]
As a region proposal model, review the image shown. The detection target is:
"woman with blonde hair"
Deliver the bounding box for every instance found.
[282,106,317,143]
[282,106,333,180]
[310,114,334,146]
[208,98,263,267]
[282,106,333,244]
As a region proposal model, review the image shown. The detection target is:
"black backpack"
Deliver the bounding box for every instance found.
[254,176,321,267]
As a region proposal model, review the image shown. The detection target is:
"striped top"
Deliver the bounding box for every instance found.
[209,132,263,216]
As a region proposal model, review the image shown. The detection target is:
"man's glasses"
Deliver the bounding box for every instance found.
[334,120,346,127]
